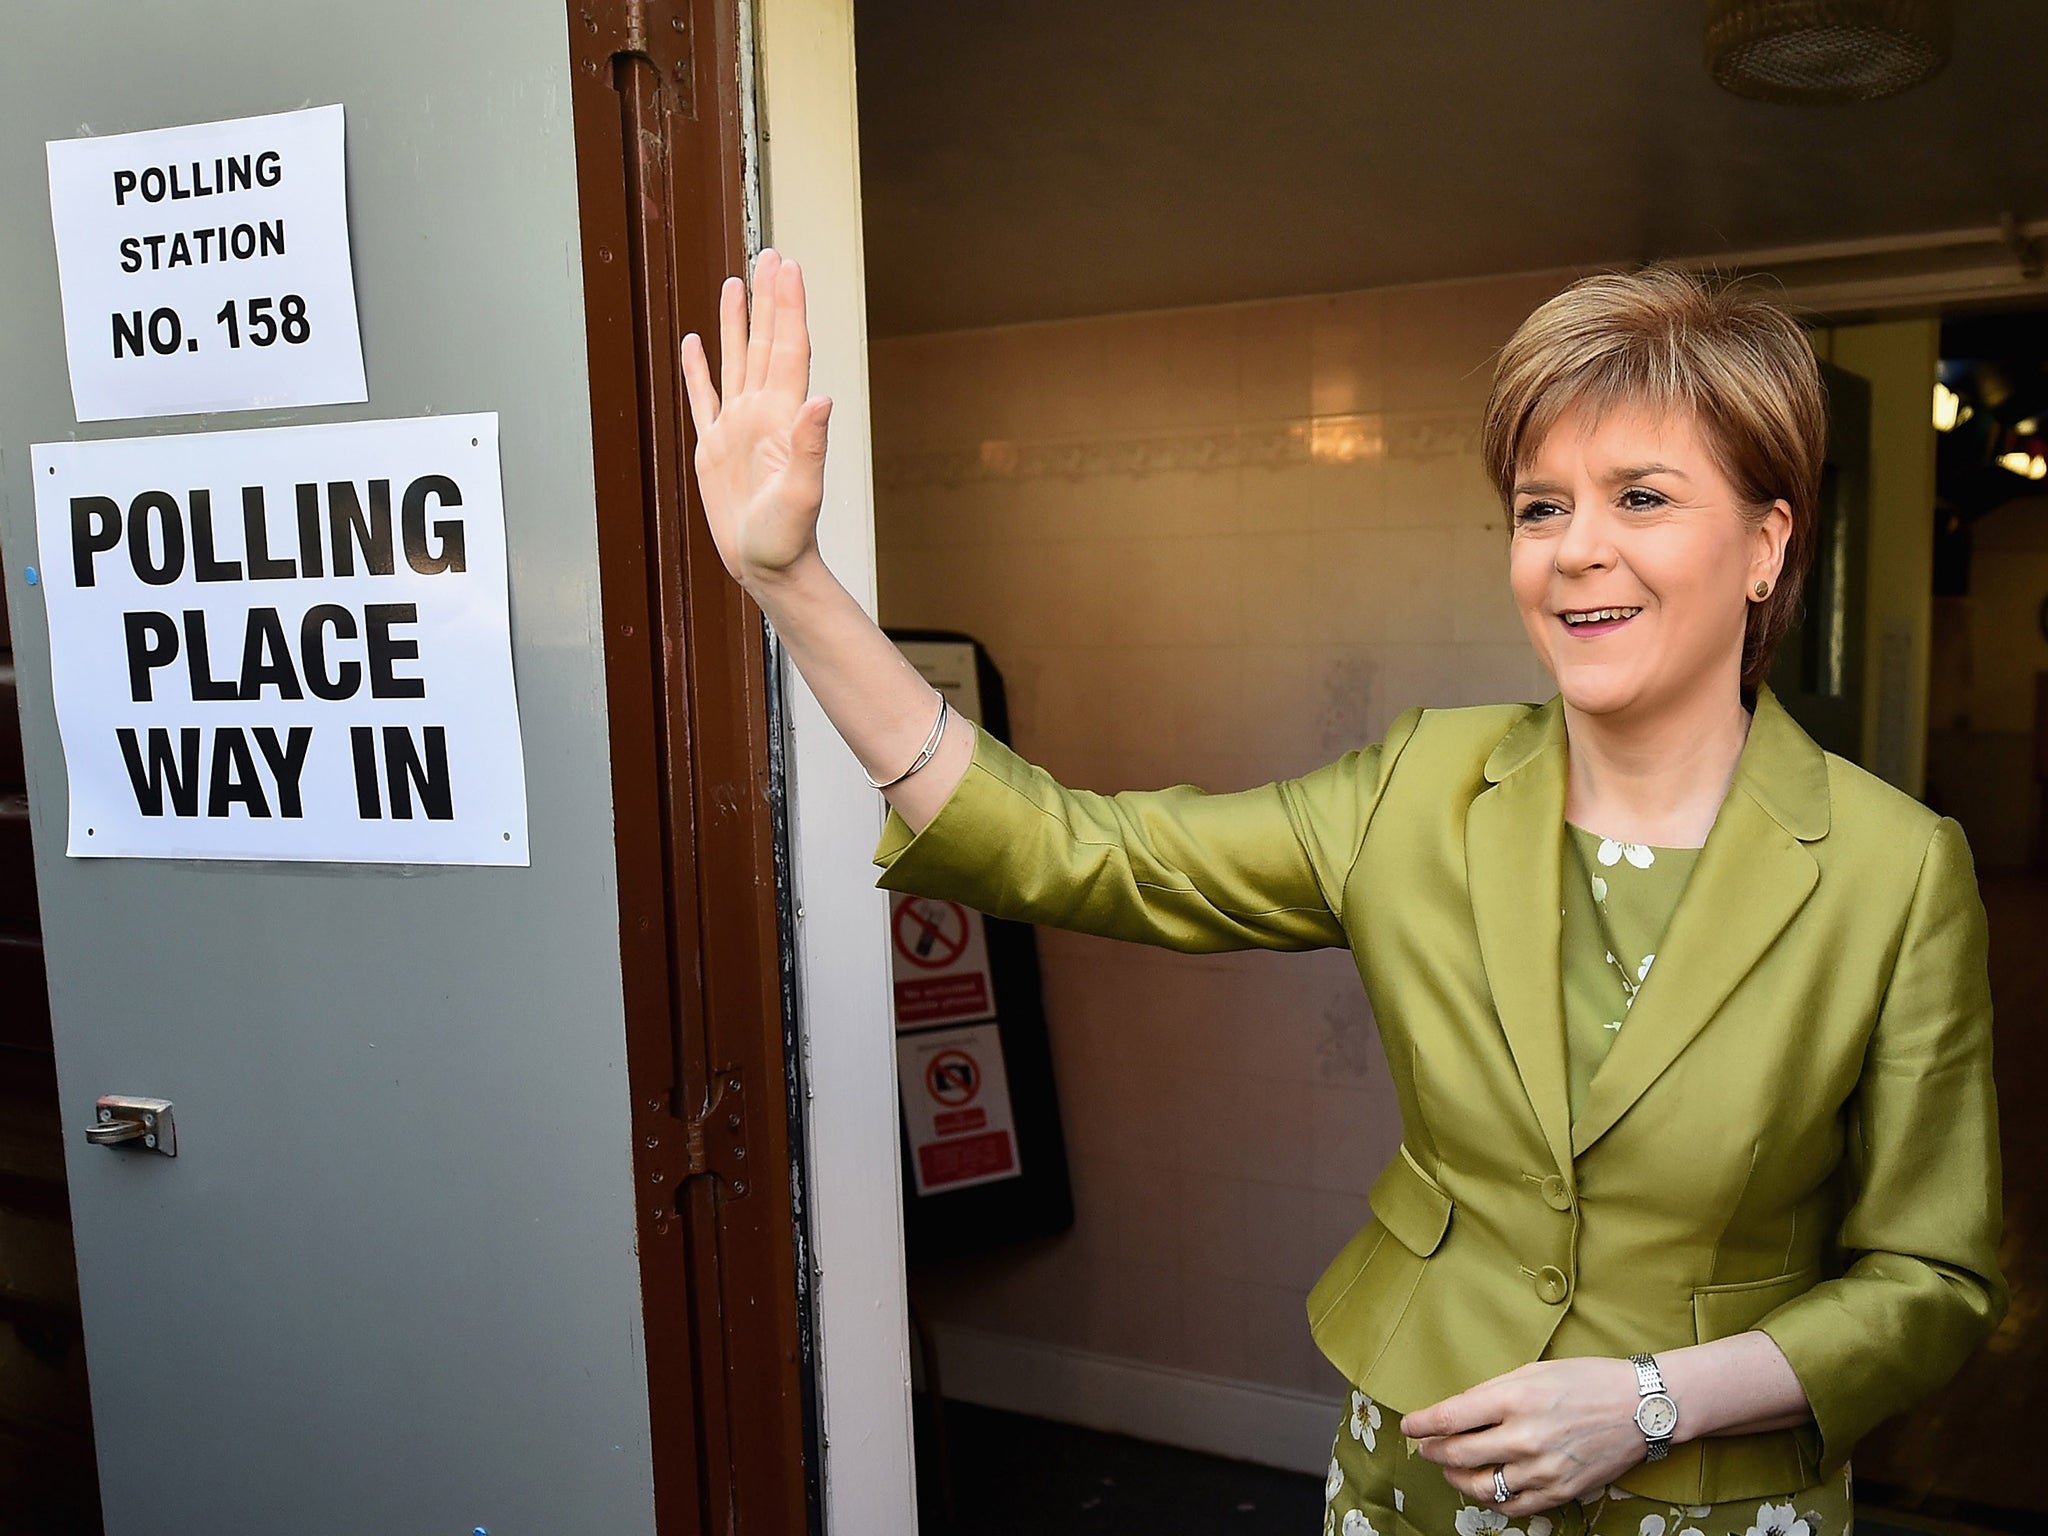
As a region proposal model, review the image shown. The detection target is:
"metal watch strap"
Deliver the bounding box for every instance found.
[1628,1351,1674,1460]
[1629,1352,1663,1395]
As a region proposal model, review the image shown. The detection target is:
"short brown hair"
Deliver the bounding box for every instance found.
[1480,266,1826,692]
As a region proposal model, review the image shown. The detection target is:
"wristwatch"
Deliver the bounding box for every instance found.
[1628,1352,1678,1460]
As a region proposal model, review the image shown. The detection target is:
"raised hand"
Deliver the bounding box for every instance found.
[680,247,835,589]
[678,246,974,825]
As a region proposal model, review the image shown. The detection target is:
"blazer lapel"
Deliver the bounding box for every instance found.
[1569,686,1830,1158]
[1466,697,1575,1177]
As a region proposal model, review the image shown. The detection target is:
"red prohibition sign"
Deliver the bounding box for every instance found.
[893,896,970,970]
[926,1049,980,1107]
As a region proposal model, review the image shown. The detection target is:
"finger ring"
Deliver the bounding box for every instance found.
[1493,1467,1513,1504]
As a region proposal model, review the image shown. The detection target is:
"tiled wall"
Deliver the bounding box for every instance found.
[871,270,1569,1400]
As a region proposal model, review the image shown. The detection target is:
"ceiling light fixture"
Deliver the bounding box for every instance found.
[1706,0,1952,102]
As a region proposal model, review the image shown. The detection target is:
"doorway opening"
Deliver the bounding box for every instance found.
[847,5,2048,1534]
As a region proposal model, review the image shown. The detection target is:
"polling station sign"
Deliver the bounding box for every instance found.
[45,104,368,422]
[29,413,528,865]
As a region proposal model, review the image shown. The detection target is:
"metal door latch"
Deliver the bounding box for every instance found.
[84,1096,176,1156]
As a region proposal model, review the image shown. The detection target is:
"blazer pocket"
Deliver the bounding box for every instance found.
[1368,1144,1454,1258]
[1691,1266,1821,1344]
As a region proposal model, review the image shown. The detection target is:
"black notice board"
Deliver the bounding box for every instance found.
[886,629,1075,1262]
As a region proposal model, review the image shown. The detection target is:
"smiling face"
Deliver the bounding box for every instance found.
[1508,401,1792,721]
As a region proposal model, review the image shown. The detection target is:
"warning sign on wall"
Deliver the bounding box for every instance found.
[890,893,995,1029]
[896,1021,1021,1194]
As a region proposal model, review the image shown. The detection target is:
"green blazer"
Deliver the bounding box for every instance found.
[871,683,2008,1505]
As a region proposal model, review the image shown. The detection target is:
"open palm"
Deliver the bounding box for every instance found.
[680,247,834,586]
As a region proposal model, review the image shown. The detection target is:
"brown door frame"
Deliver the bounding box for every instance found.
[567,3,817,1531]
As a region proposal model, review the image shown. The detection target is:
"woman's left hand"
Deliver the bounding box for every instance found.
[1399,1357,1651,1514]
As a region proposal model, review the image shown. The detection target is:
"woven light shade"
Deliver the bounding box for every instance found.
[1706,0,1952,102]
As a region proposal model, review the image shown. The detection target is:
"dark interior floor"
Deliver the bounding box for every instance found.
[911,1398,2006,1536]
[912,1397,1324,1536]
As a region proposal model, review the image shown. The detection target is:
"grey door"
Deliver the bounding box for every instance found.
[0,3,663,1528]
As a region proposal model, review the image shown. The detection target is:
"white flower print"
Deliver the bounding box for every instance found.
[1453,1506,1554,1536]
[1326,1455,1343,1503]
[1639,1515,1667,1536]
[1637,953,1656,983]
[1679,1528,1706,1536]
[1682,1509,1711,1519]
[1455,1507,1515,1536]
[1605,1019,1625,1031]
[1597,838,1655,869]
[1349,1388,1381,1450]
[1741,1501,1811,1536]
[1394,1489,1405,1513]
[1342,1511,1379,1536]
[1591,874,1609,904]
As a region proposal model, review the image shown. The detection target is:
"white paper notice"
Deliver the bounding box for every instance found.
[46,104,368,422]
[889,893,997,1031]
[30,414,528,865]
[896,1023,1022,1195]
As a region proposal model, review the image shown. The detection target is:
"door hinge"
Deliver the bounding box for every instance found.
[573,0,692,88]
[682,1066,749,1199]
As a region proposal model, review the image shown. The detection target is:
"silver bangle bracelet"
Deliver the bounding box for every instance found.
[864,691,949,790]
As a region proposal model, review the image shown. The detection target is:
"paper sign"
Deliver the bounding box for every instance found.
[898,639,983,724]
[46,104,368,422]
[896,1022,1022,1194]
[890,892,997,1029]
[30,413,528,864]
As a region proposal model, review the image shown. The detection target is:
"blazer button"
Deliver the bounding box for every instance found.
[1540,1174,1573,1211]
[1535,1265,1570,1304]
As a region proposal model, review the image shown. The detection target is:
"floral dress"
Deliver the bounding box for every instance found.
[1319,826,1855,1536]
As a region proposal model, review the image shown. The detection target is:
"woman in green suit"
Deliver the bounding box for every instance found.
[680,253,2006,1536]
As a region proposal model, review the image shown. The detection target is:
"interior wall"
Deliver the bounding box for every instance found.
[870,271,1563,1421]
[1928,495,2048,867]
[1962,498,2048,734]
[1813,319,1942,796]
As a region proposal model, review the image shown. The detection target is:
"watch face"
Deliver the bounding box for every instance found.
[1636,1393,1679,1438]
